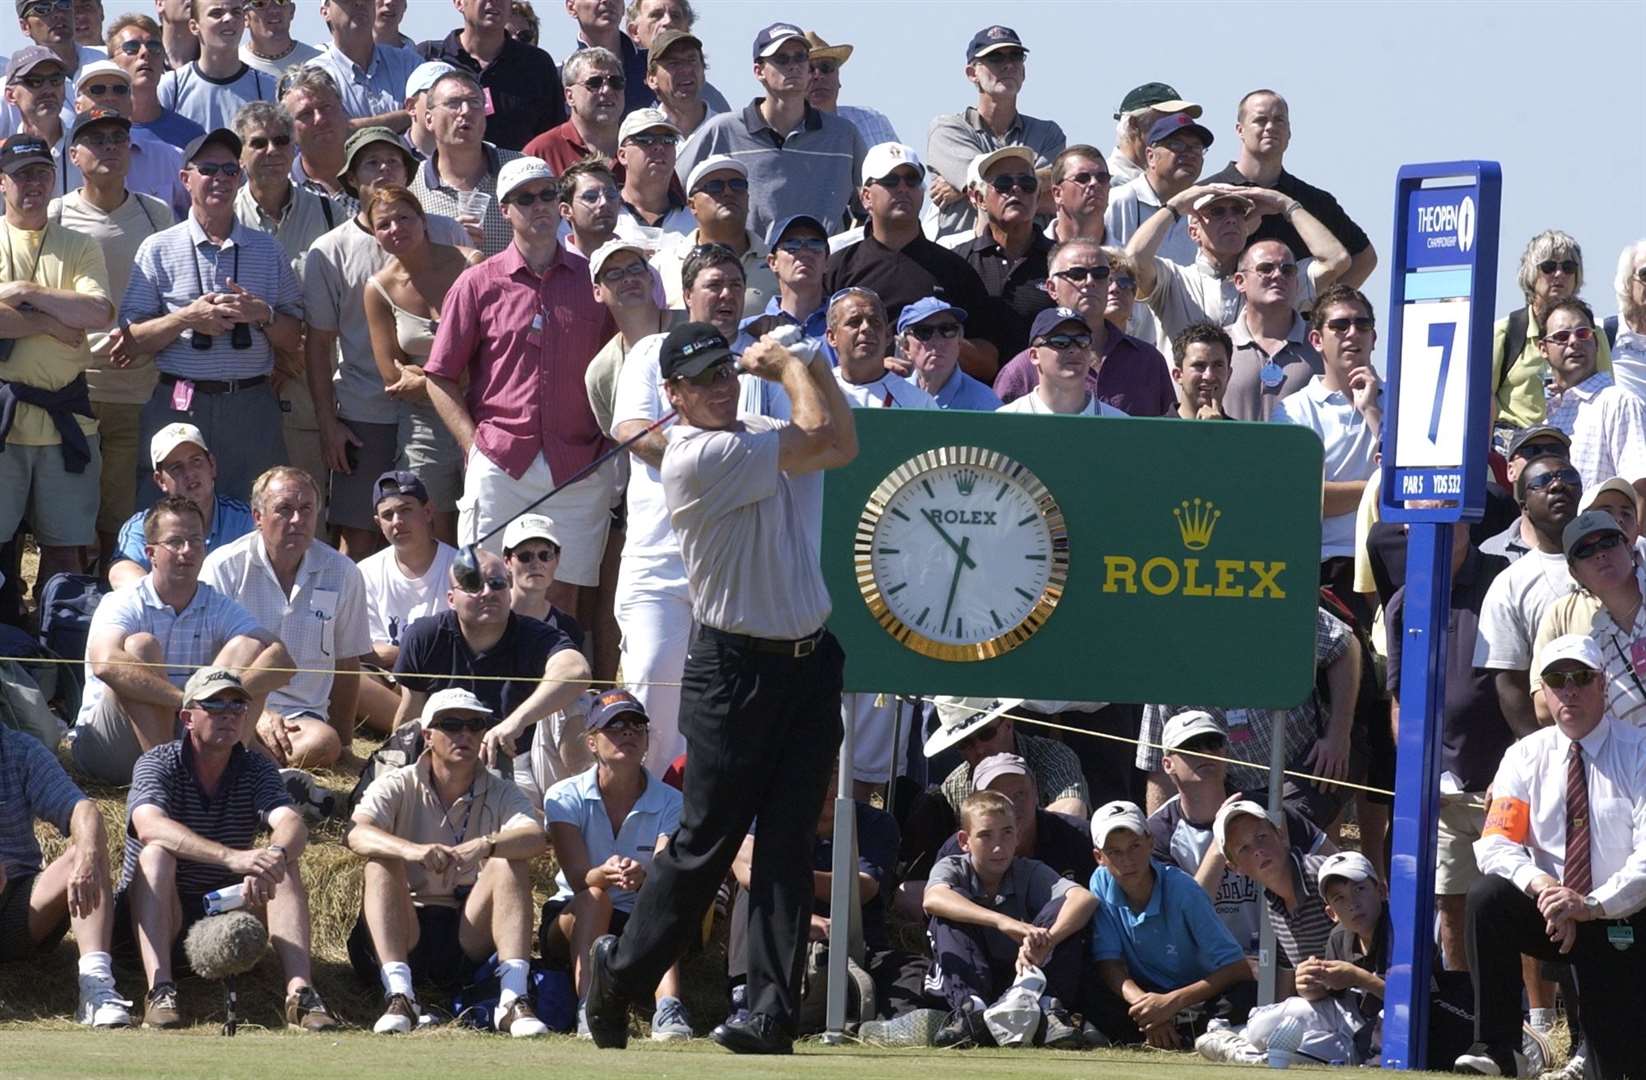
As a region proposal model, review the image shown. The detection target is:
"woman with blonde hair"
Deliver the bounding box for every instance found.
[1607,240,1646,399]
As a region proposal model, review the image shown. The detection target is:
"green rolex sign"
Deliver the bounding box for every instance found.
[820,410,1325,707]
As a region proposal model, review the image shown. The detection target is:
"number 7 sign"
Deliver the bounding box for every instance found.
[1394,299,1471,468]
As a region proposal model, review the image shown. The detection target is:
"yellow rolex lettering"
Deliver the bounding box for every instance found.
[1141,557,1179,596]
[1249,560,1287,599]
[1181,558,1212,597]
[1103,555,1137,593]
[1214,560,1246,598]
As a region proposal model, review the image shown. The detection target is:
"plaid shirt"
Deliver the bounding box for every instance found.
[1544,370,1646,491]
[941,730,1090,812]
[410,143,523,258]
[1137,607,1352,788]
[0,725,85,878]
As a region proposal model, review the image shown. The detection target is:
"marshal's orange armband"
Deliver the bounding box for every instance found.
[1482,796,1531,843]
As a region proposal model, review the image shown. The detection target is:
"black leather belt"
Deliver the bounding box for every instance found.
[159,372,268,394]
[701,625,824,658]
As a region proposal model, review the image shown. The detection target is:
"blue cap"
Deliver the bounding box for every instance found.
[1145,112,1214,148]
[372,469,429,507]
[966,25,1025,61]
[765,212,827,249]
[1029,306,1089,341]
[752,21,806,60]
[896,296,969,335]
[587,688,648,731]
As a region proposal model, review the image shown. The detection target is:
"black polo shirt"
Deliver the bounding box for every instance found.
[1202,162,1372,258]
[935,807,1095,885]
[418,31,567,152]
[953,229,1056,359]
[823,226,998,341]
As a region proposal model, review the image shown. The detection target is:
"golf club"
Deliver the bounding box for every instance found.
[451,410,677,592]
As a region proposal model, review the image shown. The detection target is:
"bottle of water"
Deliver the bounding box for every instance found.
[203,883,247,915]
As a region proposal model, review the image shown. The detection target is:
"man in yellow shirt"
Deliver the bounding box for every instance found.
[0,133,114,589]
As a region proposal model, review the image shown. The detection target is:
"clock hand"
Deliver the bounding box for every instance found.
[921,510,979,570]
[940,535,971,634]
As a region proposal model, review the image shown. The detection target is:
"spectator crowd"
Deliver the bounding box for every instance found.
[1,1,1644,1075]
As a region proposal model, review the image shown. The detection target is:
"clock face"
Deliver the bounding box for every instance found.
[855,446,1069,662]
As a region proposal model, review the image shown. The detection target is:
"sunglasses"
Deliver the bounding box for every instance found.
[675,363,735,388]
[809,60,839,75]
[246,134,292,150]
[907,321,962,342]
[1323,316,1375,334]
[960,719,1004,747]
[1542,326,1595,347]
[580,74,626,92]
[763,50,811,68]
[624,132,676,148]
[1572,532,1624,561]
[1173,735,1227,757]
[1061,170,1109,187]
[1111,274,1138,291]
[988,173,1038,195]
[431,715,489,733]
[16,73,66,90]
[81,83,131,97]
[598,261,651,284]
[596,716,649,735]
[458,575,510,595]
[867,172,922,190]
[1543,669,1598,690]
[190,161,243,178]
[694,177,748,196]
[249,0,292,7]
[1036,333,1092,351]
[978,48,1025,64]
[509,547,558,563]
[1538,259,1579,275]
[1052,264,1110,284]
[1524,466,1580,492]
[1245,261,1298,278]
[1635,267,1646,284]
[195,697,249,715]
[777,237,827,255]
[506,190,554,207]
[76,130,132,149]
[117,39,167,56]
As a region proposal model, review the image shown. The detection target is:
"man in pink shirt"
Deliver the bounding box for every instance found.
[425,156,616,621]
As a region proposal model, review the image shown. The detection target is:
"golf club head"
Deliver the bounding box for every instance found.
[452,544,483,594]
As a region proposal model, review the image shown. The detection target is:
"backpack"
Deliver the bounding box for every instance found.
[348,721,426,811]
[794,939,876,1035]
[1494,307,1530,394]
[450,959,576,1033]
[35,573,107,722]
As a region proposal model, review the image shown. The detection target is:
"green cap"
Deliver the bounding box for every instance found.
[338,126,418,198]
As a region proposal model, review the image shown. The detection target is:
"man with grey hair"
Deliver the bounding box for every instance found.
[521,46,623,171]
[279,65,352,204]
[1493,229,1615,428]
[415,0,565,152]
[1107,82,1201,188]
[564,0,647,115]
[306,0,419,127]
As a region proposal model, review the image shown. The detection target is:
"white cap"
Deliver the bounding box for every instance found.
[965,145,1034,189]
[1579,476,1637,514]
[922,695,1023,757]
[588,237,652,284]
[861,142,925,185]
[502,513,561,552]
[1212,799,1279,858]
[76,59,130,88]
[1161,709,1227,753]
[1539,633,1604,675]
[149,422,209,470]
[405,60,457,100]
[618,107,681,146]
[1191,190,1254,214]
[685,153,748,195]
[1089,800,1148,848]
[496,156,555,204]
[1316,850,1379,890]
[419,687,494,728]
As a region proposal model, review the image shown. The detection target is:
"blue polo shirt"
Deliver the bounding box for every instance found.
[930,365,1005,411]
[1090,858,1244,992]
[544,764,681,912]
[111,494,255,573]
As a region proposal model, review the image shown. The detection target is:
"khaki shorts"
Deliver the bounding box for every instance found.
[458,450,614,587]
[91,402,143,535]
[327,419,400,531]
[69,690,178,786]
[1434,791,1488,896]
[0,435,101,547]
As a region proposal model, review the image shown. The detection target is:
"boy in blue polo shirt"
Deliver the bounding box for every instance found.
[1087,799,1255,1049]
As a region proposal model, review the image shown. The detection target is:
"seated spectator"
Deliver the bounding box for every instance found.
[503,0,535,46]
[4,49,74,155]
[202,466,370,770]
[346,687,549,1037]
[827,286,935,409]
[922,790,1096,1048]
[1045,144,1110,246]
[1476,425,1569,562]
[1148,711,1329,957]
[523,47,621,171]
[554,158,621,259]
[156,0,276,132]
[1491,230,1614,429]
[997,307,1128,416]
[1214,800,1336,977]
[929,696,1089,819]
[561,0,647,115]
[1609,240,1646,397]
[106,15,206,148]
[613,108,693,246]
[75,494,290,783]
[115,667,337,1032]
[108,423,253,589]
[0,720,130,1028]
[1087,800,1254,1049]
[1538,298,1646,496]
[892,296,1002,411]
[653,155,775,315]
[541,690,687,1040]
[1223,238,1322,420]
[1171,322,1234,420]
[954,145,1054,359]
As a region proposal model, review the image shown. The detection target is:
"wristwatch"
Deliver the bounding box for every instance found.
[1583,895,1603,919]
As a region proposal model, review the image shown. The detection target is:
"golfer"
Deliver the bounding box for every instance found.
[584,322,858,1054]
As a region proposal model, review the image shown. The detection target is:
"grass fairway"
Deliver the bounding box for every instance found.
[0,1025,1466,1080]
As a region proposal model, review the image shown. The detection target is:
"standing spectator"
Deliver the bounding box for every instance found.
[997,306,1126,417]
[72,0,104,49]
[642,28,717,147]
[156,0,276,132]
[654,155,773,314]
[584,238,663,437]
[417,0,566,153]
[1608,240,1646,398]
[115,667,339,1033]
[106,423,253,587]
[400,59,453,157]
[562,0,648,115]
[152,0,197,67]
[362,182,477,542]
[307,0,419,128]
[70,61,186,213]
[1492,230,1615,429]
[1204,90,1377,289]
[613,106,691,245]
[106,14,205,147]
[924,25,1062,242]
[238,0,321,79]
[675,22,866,241]
[374,0,411,47]
[1171,322,1234,420]
[4,2,101,139]
[1105,113,1212,268]
[954,145,1054,360]
[554,156,620,257]
[522,45,622,171]
[624,0,730,114]
[278,66,351,204]
[120,127,302,504]
[993,239,1176,416]
[1539,298,1646,496]
[1108,82,1200,188]
[425,155,615,615]
[896,296,1001,411]
[3,50,72,192]
[827,286,935,409]
[0,132,113,587]
[801,32,896,148]
[1223,238,1321,420]
[408,70,523,256]
[504,0,536,46]
[52,106,173,565]
[735,212,826,348]
[1046,143,1111,245]
[201,466,370,770]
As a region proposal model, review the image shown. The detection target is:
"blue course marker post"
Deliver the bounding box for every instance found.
[1378,161,1501,1070]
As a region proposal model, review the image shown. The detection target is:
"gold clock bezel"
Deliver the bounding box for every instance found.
[854,445,1069,662]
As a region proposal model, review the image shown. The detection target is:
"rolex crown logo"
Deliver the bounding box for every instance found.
[1174,498,1221,551]
[955,468,979,497]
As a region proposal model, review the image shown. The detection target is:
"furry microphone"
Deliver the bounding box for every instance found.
[184,911,268,1035]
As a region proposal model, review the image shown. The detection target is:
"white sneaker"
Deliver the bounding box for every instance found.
[576,1003,592,1040]
[76,974,132,1029]
[1196,1027,1263,1064]
[1541,1051,1585,1080]
[495,995,549,1038]
[1521,1024,1554,1075]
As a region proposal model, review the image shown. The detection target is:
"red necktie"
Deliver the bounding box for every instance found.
[1564,741,1593,896]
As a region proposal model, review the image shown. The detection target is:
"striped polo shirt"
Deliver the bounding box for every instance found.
[1265,850,1338,967]
[0,725,87,878]
[121,740,291,896]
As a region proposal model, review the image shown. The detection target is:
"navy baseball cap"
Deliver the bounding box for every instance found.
[752,22,806,60]
[659,321,734,380]
[966,25,1025,61]
[765,212,827,249]
[0,134,52,174]
[897,296,969,335]
[587,688,648,731]
[372,469,429,507]
[71,107,131,141]
[1030,306,1090,341]
[1146,112,1214,148]
[182,127,242,162]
